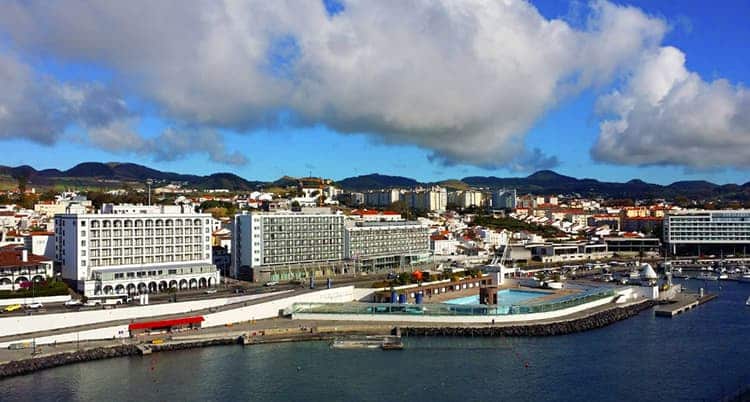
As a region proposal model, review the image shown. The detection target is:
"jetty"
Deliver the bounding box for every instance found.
[331,335,403,350]
[654,292,717,317]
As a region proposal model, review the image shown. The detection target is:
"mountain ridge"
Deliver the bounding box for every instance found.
[0,162,748,200]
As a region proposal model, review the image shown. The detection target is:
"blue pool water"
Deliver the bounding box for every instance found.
[444,289,550,306]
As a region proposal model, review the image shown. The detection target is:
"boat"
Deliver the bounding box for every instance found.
[673,273,690,279]
[331,335,403,350]
[738,275,750,284]
[746,296,750,306]
[718,274,729,280]
[699,273,718,281]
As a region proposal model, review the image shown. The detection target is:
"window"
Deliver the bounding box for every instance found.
[81,221,86,227]
[81,240,86,247]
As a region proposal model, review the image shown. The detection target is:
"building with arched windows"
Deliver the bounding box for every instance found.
[55,204,219,297]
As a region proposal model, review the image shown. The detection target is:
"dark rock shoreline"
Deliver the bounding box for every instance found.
[401,300,656,337]
[0,301,655,379]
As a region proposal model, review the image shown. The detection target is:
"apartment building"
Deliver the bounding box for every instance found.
[55,204,219,297]
[447,190,485,209]
[232,211,345,280]
[406,187,447,212]
[491,189,516,210]
[364,189,402,208]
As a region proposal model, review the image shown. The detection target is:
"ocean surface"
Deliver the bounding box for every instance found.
[3,279,749,402]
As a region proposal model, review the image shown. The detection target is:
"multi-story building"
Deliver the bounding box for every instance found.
[664,210,750,256]
[447,190,485,209]
[406,187,447,212]
[365,189,402,208]
[344,220,430,272]
[491,189,517,210]
[232,211,344,281]
[55,204,219,297]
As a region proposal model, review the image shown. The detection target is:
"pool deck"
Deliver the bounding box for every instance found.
[427,283,578,305]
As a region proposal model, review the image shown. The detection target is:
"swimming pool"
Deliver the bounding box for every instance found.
[444,289,551,306]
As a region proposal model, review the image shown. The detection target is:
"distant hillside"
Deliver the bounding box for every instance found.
[338,173,419,191]
[0,162,262,191]
[338,170,750,201]
[1,161,748,201]
[435,179,470,191]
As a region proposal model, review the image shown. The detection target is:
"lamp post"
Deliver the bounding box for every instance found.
[146,179,153,206]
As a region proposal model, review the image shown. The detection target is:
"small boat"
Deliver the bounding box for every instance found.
[718,274,729,280]
[673,272,689,279]
[746,296,750,306]
[699,273,718,281]
[737,275,750,284]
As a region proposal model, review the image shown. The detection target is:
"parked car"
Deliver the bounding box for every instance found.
[25,303,44,309]
[264,281,279,287]
[204,289,218,294]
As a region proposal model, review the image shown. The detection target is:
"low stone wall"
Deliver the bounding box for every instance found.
[401,300,655,337]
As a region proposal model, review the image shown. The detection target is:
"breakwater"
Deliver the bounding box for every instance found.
[401,300,656,337]
[0,345,140,378]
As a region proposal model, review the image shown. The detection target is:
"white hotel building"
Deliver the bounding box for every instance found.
[344,220,430,272]
[664,210,750,256]
[55,204,219,297]
[232,211,345,280]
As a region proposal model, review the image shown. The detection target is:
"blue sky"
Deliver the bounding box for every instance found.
[0,0,748,185]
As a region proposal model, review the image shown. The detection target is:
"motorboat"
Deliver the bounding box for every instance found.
[746,296,750,306]
[699,273,718,281]
[737,275,750,284]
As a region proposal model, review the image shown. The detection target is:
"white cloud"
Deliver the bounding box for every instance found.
[0,0,671,170]
[592,46,750,169]
[87,121,248,166]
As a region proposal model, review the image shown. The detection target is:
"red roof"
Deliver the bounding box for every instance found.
[128,316,204,331]
[623,216,663,221]
[0,246,51,267]
[350,209,378,215]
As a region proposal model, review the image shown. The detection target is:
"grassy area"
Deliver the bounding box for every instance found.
[472,215,566,238]
[0,280,70,299]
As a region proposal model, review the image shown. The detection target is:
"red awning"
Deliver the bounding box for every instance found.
[128,316,204,331]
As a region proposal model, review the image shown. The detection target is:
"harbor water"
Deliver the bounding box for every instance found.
[2,279,749,402]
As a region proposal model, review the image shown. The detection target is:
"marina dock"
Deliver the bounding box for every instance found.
[655,292,717,317]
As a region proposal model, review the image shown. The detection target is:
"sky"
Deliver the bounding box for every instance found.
[0,0,748,185]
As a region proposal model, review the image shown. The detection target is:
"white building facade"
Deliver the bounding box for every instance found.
[664,210,750,256]
[55,204,219,297]
[344,220,430,272]
[232,212,345,279]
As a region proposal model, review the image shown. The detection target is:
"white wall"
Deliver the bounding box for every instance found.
[202,286,355,327]
[0,295,71,306]
[0,325,129,348]
[292,294,618,324]
[0,291,291,337]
